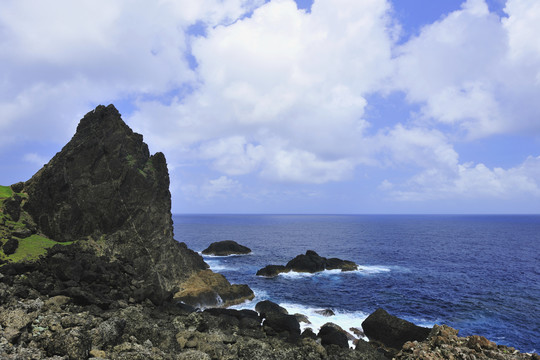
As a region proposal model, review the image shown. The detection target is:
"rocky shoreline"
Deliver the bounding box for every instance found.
[1,105,538,359]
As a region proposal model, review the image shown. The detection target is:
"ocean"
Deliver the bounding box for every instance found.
[173,214,540,353]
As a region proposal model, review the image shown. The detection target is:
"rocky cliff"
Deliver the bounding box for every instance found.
[16,104,250,305]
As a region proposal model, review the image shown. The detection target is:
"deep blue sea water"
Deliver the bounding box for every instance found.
[173,214,540,353]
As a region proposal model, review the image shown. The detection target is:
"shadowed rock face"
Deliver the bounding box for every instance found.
[362,308,430,351]
[22,105,207,301]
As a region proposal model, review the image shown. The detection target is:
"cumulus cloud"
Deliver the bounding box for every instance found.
[394,0,540,138]
[182,176,242,200]
[130,0,395,184]
[2,0,540,210]
[0,0,262,146]
[384,156,540,201]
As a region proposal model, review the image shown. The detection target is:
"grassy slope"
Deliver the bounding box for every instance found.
[1,235,73,263]
[1,184,73,264]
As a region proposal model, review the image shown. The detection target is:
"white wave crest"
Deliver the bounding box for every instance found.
[355,265,391,274]
[205,259,236,272]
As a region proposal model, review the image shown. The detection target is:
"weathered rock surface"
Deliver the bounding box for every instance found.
[2,194,22,222]
[255,300,288,317]
[318,323,350,349]
[256,264,289,277]
[2,238,18,255]
[362,308,431,351]
[395,324,538,360]
[174,269,254,308]
[257,250,358,277]
[202,240,251,256]
[18,104,250,306]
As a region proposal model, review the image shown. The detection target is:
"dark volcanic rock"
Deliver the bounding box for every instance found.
[286,250,327,273]
[362,308,430,350]
[256,264,289,277]
[3,194,22,222]
[202,240,251,256]
[257,250,358,277]
[20,104,219,304]
[10,182,25,193]
[318,323,350,349]
[263,313,300,341]
[174,269,254,308]
[255,300,288,317]
[3,238,19,255]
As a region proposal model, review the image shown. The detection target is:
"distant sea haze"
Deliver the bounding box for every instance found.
[173,214,540,354]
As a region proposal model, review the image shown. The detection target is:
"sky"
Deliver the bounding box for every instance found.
[1,0,540,214]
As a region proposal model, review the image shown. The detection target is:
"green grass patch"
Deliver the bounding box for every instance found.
[1,235,74,263]
[0,185,13,199]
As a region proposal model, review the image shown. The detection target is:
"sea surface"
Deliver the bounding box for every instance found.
[173,214,540,353]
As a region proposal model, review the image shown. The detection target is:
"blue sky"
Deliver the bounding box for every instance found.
[1,0,539,214]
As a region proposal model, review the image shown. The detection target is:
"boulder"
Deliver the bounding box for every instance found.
[202,240,251,256]
[3,238,19,255]
[10,182,25,193]
[318,323,350,349]
[255,300,288,317]
[256,265,289,277]
[3,194,22,222]
[361,308,430,350]
[174,269,254,308]
[294,313,311,324]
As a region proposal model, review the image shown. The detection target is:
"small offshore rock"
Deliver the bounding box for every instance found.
[256,264,289,277]
[257,250,358,276]
[201,240,251,256]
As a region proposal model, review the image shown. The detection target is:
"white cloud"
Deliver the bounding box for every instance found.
[0,0,262,146]
[200,176,242,199]
[384,156,540,201]
[130,0,395,184]
[394,0,540,138]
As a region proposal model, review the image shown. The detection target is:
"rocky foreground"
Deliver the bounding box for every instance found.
[0,105,538,359]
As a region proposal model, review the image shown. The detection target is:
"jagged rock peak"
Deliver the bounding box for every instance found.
[24,104,167,242]
[22,104,208,302]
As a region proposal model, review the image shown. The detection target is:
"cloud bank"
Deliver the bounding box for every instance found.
[1,0,539,211]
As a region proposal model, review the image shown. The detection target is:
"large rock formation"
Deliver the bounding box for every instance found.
[20,104,246,305]
[202,240,251,256]
[361,308,431,351]
[256,250,358,277]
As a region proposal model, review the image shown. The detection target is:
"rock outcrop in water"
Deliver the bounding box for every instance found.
[256,250,358,277]
[202,240,251,256]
